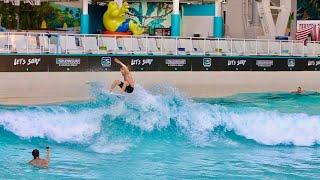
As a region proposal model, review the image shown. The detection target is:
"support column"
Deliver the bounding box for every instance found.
[80,0,89,34]
[171,0,180,36]
[214,0,223,38]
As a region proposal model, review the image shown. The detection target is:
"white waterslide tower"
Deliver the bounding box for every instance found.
[256,0,291,38]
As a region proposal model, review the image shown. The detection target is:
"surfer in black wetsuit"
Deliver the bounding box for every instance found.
[110,58,135,94]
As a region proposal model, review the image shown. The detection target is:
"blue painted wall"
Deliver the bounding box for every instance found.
[182,4,218,37]
[80,15,89,34]
[183,4,215,16]
[214,16,223,38]
[171,14,181,36]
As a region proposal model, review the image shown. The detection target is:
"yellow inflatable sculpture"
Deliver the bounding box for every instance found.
[103,1,144,35]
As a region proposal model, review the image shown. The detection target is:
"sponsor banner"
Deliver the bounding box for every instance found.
[56,58,81,67]
[212,58,254,71]
[262,58,292,71]
[252,58,310,71]
[87,56,112,71]
[88,56,159,71]
[49,56,88,72]
[0,55,319,72]
[283,58,308,71]
[130,57,157,71]
[161,58,191,71]
[1,56,48,72]
[255,60,274,71]
[307,59,320,70]
[192,57,214,71]
[252,58,276,71]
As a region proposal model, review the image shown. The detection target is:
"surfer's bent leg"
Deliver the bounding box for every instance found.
[110,80,121,92]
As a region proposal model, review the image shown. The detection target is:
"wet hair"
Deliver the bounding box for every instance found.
[32,149,39,159]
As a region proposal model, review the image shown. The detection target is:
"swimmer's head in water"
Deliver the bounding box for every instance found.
[298,86,302,93]
[32,149,39,159]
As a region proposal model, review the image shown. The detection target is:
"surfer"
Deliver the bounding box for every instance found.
[110,58,135,94]
[29,147,51,168]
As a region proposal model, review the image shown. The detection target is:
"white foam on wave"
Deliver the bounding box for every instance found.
[224,109,320,146]
[107,85,320,146]
[0,84,320,148]
[89,135,131,154]
[119,85,172,131]
[0,106,105,143]
[0,104,132,154]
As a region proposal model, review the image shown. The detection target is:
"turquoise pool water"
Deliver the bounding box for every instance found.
[0,83,320,179]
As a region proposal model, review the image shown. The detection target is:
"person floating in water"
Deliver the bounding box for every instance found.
[110,58,135,94]
[29,147,51,168]
[292,86,304,94]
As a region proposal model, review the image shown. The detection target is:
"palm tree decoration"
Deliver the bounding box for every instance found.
[309,0,320,9]
[0,2,80,30]
[297,0,320,20]
[128,2,172,34]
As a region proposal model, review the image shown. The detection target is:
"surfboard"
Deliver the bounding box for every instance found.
[109,92,125,97]
[85,81,95,84]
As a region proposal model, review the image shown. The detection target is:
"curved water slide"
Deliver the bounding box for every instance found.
[256,0,291,38]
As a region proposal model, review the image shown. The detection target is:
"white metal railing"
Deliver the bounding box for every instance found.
[0,32,319,57]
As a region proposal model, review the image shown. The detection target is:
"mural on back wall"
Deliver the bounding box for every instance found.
[0,2,80,30]
[89,2,173,35]
[0,1,171,33]
[297,0,320,20]
[128,2,172,34]
[46,3,81,30]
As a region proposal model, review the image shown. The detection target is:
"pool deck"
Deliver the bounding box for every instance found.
[0,72,319,105]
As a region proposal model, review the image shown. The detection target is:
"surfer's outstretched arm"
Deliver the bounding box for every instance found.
[114,58,129,73]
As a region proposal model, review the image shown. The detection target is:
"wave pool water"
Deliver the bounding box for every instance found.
[0,83,320,179]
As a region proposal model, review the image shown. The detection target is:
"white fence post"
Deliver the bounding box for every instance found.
[217,38,220,55]
[230,39,233,55]
[255,39,258,55]
[82,34,85,54]
[290,40,293,56]
[203,38,206,55]
[26,32,29,54]
[267,39,270,55]
[161,36,163,55]
[145,36,148,54]
[175,37,178,55]
[130,35,133,54]
[279,40,282,56]
[243,39,246,56]
[97,34,100,54]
